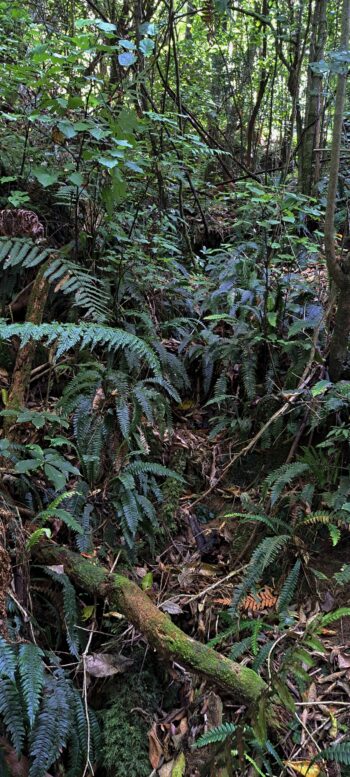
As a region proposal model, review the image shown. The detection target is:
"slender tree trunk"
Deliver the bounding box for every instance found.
[300,0,327,195]
[325,0,350,380]
[33,541,281,724]
[4,262,50,438]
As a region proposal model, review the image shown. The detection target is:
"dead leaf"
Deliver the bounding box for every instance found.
[160,601,183,615]
[284,761,320,776]
[148,723,163,769]
[159,761,174,777]
[84,653,132,677]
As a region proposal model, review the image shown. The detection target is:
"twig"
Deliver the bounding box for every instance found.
[160,564,247,608]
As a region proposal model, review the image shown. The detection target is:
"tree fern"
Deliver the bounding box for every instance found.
[192,722,236,748]
[18,643,45,727]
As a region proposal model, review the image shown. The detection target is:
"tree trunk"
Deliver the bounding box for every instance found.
[4,262,50,438]
[33,541,280,724]
[324,0,350,380]
[300,0,327,195]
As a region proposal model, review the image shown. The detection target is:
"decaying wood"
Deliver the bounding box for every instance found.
[33,541,280,725]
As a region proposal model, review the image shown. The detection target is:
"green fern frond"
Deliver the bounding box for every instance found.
[229,636,252,660]
[43,569,81,657]
[252,640,274,672]
[241,352,257,399]
[264,462,310,505]
[0,238,50,269]
[29,673,72,777]
[0,678,26,754]
[277,559,301,613]
[321,607,350,627]
[193,722,236,749]
[0,635,17,680]
[230,535,290,614]
[315,741,350,766]
[334,564,350,586]
[18,643,45,727]
[0,322,161,374]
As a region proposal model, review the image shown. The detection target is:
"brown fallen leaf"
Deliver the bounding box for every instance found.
[148,722,163,769]
[84,652,133,677]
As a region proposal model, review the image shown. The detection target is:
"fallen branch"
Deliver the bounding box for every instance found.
[33,541,280,724]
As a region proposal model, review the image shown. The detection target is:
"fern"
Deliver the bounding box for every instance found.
[0,635,17,679]
[0,237,50,269]
[43,568,81,657]
[321,607,350,626]
[334,564,350,585]
[0,322,161,373]
[277,559,301,613]
[29,672,72,777]
[252,640,275,672]
[315,741,350,766]
[192,722,236,748]
[229,636,252,660]
[45,257,110,322]
[0,678,26,754]
[264,462,310,505]
[18,643,45,727]
[231,535,290,613]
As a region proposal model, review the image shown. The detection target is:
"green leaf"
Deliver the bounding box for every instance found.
[32,168,59,188]
[139,38,154,56]
[118,51,137,67]
[26,528,52,549]
[67,172,84,186]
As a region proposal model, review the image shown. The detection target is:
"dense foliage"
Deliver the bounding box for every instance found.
[1,0,350,775]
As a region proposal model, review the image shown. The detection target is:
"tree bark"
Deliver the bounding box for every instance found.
[33,541,280,724]
[300,0,327,195]
[324,0,350,380]
[4,262,50,438]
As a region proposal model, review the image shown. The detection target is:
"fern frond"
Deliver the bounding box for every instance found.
[277,559,301,613]
[29,673,72,777]
[0,238,50,269]
[230,535,290,614]
[18,643,45,727]
[0,635,17,680]
[334,564,350,586]
[229,636,251,660]
[321,607,350,626]
[0,322,161,373]
[252,640,274,672]
[264,462,310,505]
[0,678,26,754]
[315,741,350,766]
[302,511,332,525]
[193,722,236,749]
[43,569,81,657]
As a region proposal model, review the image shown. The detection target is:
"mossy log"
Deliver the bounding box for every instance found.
[33,542,279,724]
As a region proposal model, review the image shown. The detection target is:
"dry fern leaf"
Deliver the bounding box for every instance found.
[241,585,277,612]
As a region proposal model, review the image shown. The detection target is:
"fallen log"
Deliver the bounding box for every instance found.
[33,542,279,724]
